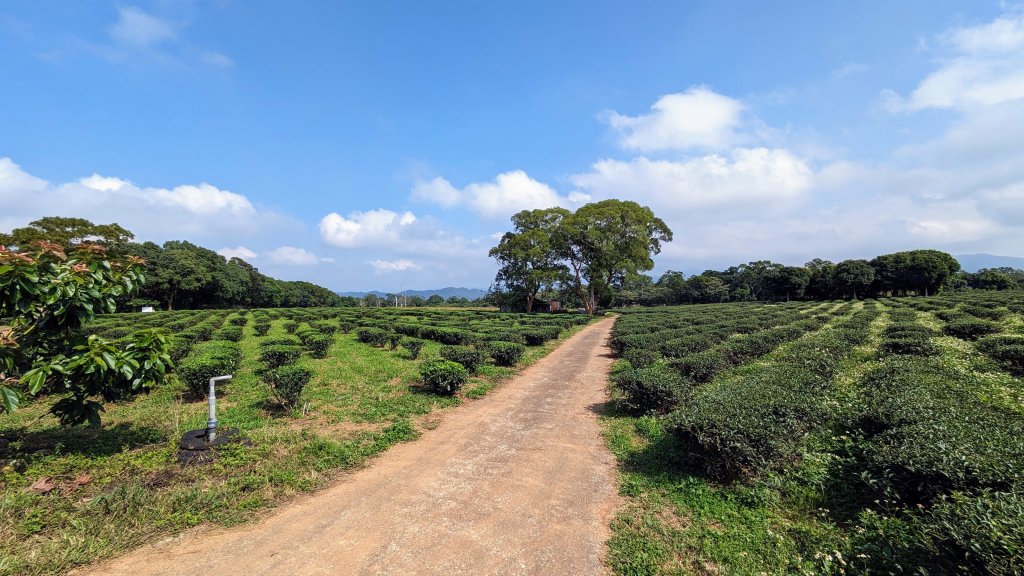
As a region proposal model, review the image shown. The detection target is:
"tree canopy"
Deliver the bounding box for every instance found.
[1,218,345,311]
[489,200,672,313]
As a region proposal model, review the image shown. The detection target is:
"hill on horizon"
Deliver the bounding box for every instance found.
[336,287,488,300]
[955,253,1024,273]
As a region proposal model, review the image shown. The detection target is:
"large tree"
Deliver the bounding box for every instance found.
[870,249,960,296]
[0,217,134,252]
[489,208,570,312]
[555,200,672,313]
[834,259,875,299]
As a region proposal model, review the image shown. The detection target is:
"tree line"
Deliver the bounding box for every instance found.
[488,203,1020,309]
[1,217,345,310]
[613,250,1022,307]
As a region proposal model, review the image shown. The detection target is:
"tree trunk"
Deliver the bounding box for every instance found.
[569,261,594,314]
[526,293,535,314]
[167,286,177,311]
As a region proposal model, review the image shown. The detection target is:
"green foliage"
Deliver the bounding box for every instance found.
[400,337,424,359]
[355,327,390,347]
[252,321,271,336]
[175,340,241,399]
[851,357,1024,504]
[522,326,561,346]
[489,207,570,312]
[944,317,1001,340]
[260,336,301,348]
[228,316,249,326]
[310,320,337,334]
[922,490,1024,575]
[613,363,687,415]
[487,341,526,367]
[976,335,1024,373]
[303,334,334,359]
[259,345,302,369]
[214,326,243,342]
[419,359,468,395]
[439,345,486,374]
[262,365,314,409]
[0,240,156,422]
[386,332,403,350]
[879,336,939,356]
[283,321,300,334]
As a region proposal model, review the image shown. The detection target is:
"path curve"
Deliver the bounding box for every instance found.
[78,317,620,576]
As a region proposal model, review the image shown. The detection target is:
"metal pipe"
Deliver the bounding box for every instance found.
[207,375,233,442]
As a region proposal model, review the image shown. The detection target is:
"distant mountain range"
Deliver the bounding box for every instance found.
[336,287,488,300]
[955,254,1024,273]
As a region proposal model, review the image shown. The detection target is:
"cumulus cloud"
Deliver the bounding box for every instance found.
[369,259,422,273]
[217,246,257,261]
[603,87,745,151]
[264,246,322,266]
[0,157,296,244]
[571,147,813,218]
[108,6,176,48]
[411,177,462,208]
[884,10,1024,111]
[319,209,417,248]
[412,170,584,219]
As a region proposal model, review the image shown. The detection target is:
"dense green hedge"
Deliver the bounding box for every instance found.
[439,345,486,374]
[420,359,468,395]
[176,340,242,398]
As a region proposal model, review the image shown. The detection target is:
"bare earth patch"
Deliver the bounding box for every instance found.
[76,318,619,576]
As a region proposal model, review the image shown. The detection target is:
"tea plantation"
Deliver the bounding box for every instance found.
[0,307,590,575]
[604,291,1024,575]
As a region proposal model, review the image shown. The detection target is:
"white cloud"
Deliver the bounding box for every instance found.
[0,157,48,194]
[832,62,868,80]
[411,170,583,219]
[603,87,745,151]
[463,171,569,218]
[199,51,234,68]
[0,157,295,244]
[885,10,1024,111]
[369,259,422,273]
[411,177,462,207]
[265,246,321,266]
[217,246,257,261]
[319,209,417,248]
[108,6,176,48]
[571,147,813,218]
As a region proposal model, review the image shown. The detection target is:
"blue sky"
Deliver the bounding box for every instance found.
[2,1,1023,291]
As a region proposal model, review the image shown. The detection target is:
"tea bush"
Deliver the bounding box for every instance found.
[487,341,526,367]
[214,326,243,342]
[259,345,302,369]
[355,327,390,347]
[439,345,486,374]
[176,341,242,398]
[976,335,1024,373]
[304,334,334,359]
[613,363,687,415]
[420,359,468,395]
[262,365,313,409]
[401,337,425,359]
[252,322,271,336]
[944,318,1001,340]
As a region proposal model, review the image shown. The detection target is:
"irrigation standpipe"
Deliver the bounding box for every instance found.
[207,375,233,442]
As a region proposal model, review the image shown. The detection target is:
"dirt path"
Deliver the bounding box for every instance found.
[79,317,620,576]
